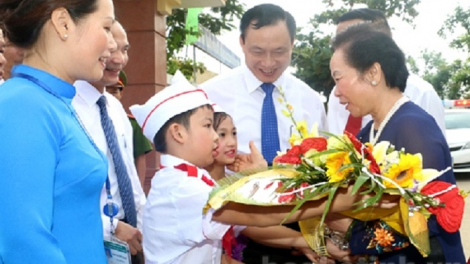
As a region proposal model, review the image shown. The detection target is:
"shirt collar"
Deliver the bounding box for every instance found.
[159,154,215,183]
[74,80,104,107]
[242,64,287,94]
[12,64,76,99]
[160,154,197,168]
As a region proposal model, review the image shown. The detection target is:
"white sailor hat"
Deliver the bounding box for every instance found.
[130,70,212,141]
[210,102,225,113]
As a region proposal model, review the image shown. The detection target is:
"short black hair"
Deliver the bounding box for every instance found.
[336,8,392,37]
[332,23,408,92]
[153,104,212,153]
[240,4,296,43]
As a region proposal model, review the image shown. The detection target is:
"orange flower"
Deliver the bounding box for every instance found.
[373,228,395,247]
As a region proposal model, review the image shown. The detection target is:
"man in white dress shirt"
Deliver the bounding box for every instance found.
[72,21,146,263]
[200,4,327,158]
[327,8,446,136]
[200,4,327,264]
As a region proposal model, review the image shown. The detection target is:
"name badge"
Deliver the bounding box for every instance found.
[104,236,132,264]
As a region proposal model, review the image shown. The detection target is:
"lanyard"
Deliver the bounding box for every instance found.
[14,71,118,233]
[104,177,119,234]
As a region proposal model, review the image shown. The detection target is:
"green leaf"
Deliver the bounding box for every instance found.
[360,177,377,195]
[319,184,340,227]
[352,174,369,195]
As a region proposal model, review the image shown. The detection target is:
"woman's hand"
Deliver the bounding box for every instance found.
[227,141,267,172]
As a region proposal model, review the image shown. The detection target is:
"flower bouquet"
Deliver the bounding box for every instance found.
[204,88,467,257]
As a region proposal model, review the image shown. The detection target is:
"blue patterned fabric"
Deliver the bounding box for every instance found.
[97,96,137,227]
[261,83,280,165]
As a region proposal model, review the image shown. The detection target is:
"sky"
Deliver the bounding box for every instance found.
[194,0,470,75]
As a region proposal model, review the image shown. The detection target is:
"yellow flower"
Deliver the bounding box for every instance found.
[288,133,302,147]
[382,153,423,188]
[277,97,284,104]
[296,120,308,137]
[288,122,320,146]
[326,151,354,183]
[282,109,292,117]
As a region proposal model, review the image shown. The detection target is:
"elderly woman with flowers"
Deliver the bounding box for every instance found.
[326,22,465,263]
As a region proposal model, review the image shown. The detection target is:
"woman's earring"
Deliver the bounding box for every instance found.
[64,34,68,40]
[371,80,377,86]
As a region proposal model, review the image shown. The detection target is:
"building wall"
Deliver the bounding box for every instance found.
[114,0,167,194]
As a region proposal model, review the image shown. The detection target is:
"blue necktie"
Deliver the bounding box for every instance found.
[97,96,137,227]
[261,83,280,165]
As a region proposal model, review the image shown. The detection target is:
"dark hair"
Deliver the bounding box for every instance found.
[332,23,409,92]
[0,0,99,49]
[240,4,296,43]
[336,8,392,37]
[153,104,212,153]
[213,112,230,131]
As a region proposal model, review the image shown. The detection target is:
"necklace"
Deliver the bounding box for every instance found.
[369,96,409,145]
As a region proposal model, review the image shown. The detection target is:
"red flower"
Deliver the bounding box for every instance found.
[274,145,302,165]
[274,155,301,165]
[287,145,302,156]
[344,131,380,174]
[420,181,464,233]
[300,137,328,153]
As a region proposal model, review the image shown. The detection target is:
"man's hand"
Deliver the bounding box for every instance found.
[227,141,267,172]
[114,221,142,255]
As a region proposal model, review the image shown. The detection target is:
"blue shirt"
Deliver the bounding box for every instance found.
[0,65,108,264]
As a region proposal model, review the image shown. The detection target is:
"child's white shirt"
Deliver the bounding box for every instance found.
[143,154,234,264]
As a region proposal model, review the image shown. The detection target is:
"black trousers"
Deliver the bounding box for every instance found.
[243,222,312,264]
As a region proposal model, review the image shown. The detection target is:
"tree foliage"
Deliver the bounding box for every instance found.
[439,6,470,53]
[165,0,245,80]
[429,5,470,99]
[419,50,452,98]
[292,0,421,98]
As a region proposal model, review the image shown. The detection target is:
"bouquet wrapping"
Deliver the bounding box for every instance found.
[205,89,467,257]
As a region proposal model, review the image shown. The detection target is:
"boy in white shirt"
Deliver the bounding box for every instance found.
[130,73,388,264]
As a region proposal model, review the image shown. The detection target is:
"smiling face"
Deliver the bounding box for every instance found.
[64,0,116,83]
[99,22,129,87]
[240,20,294,83]
[184,107,219,168]
[330,48,374,118]
[213,116,237,165]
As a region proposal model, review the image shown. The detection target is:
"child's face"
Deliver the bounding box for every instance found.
[213,117,237,165]
[186,107,219,167]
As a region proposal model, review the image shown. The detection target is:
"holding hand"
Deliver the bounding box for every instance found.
[227,141,267,172]
[114,221,143,255]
